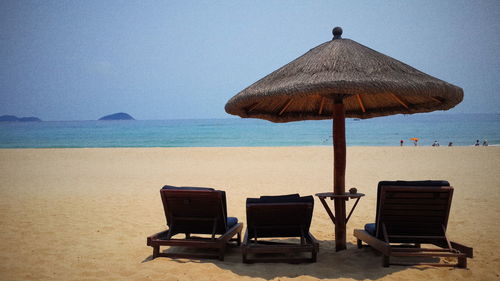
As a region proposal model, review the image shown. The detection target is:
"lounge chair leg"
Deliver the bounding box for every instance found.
[242,248,248,263]
[357,238,362,249]
[311,249,317,262]
[458,256,467,268]
[153,246,160,259]
[237,231,241,246]
[218,245,226,261]
[383,255,390,267]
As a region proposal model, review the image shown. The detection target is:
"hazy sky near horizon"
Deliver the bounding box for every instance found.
[1,1,499,121]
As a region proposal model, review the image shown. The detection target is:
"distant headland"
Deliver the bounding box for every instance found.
[98,112,135,121]
[0,115,42,122]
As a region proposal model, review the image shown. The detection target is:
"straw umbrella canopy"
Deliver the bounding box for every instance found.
[225,27,463,251]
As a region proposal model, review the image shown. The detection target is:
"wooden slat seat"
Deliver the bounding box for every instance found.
[146,185,243,261]
[242,194,319,263]
[353,180,473,268]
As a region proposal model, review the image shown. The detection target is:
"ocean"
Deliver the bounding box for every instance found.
[0,114,498,148]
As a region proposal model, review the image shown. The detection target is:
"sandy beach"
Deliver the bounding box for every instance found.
[0,146,498,281]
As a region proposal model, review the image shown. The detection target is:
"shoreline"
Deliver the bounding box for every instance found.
[0,144,498,150]
[1,115,498,149]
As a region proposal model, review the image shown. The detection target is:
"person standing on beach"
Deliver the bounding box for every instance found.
[400,139,404,146]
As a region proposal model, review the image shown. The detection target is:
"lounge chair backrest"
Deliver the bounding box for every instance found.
[375,181,453,243]
[246,195,314,239]
[160,185,228,235]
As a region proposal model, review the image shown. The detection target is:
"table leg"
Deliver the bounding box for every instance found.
[318,197,336,225]
[346,197,361,223]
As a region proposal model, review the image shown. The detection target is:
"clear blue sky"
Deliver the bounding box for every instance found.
[1,0,499,121]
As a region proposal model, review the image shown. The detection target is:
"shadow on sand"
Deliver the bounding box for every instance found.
[142,239,451,280]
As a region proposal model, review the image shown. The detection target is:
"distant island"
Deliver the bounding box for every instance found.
[98,112,135,121]
[0,115,42,122]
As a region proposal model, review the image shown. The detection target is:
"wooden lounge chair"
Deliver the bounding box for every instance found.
[242,194,319,263]
[146,185,243,261]
[353,181,473,268]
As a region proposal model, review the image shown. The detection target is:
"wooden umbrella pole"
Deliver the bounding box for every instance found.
[333,96,347,251]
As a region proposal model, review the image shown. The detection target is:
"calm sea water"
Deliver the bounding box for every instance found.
[0,114,498,148]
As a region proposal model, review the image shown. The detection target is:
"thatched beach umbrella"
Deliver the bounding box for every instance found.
[225,27,463,251]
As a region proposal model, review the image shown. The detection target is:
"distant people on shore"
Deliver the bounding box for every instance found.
[394,139,494,147]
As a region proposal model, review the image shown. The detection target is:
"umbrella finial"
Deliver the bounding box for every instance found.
[332,27,343,40]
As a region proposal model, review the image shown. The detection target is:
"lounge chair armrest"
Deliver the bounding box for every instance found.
[306,232,320,252]
[450,241,473,258]
[218,223,243,242]
[147,229,171,246]
[353,229,391,256]
[242,229,250,246]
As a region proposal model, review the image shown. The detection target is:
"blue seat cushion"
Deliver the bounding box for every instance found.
[247,194,313,204]
[162,185,215,191]
[378,180,450,187]
[227,217,238,229]
[260,194,300,201]
[365,223,376,236]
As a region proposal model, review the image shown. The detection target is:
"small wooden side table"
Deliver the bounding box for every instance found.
[315,192,365,225]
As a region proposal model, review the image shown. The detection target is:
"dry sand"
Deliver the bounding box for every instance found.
[0,146,499,281]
